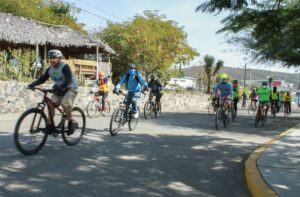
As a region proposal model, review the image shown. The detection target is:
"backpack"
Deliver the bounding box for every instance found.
[125,71,141,88]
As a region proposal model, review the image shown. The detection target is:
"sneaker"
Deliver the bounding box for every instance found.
[133,111,139,119]
[67,121,75,136]
[47,124,56,134]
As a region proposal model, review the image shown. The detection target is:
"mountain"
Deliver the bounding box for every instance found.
[183,66,299,86]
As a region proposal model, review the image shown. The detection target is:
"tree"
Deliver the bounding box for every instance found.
[203,55,224,94]
[196,0,300,67]
[0,0,84,32]
[98,11,198,83]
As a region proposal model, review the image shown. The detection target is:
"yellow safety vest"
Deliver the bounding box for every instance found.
[98,79,109,92]
[285,95,292,102]
[271,92,279,100]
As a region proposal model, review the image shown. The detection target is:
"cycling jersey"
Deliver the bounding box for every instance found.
[258,87,271,102]
[271,92,279,100]
[30,62,78,91]
[116,69,148,93]
[233,84,240,98]
[285,95,292,102]
[214,82,233,97]
[97,78,109,92]
[148,79,163,93]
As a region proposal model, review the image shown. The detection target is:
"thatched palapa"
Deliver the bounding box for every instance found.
[0,12,115,54]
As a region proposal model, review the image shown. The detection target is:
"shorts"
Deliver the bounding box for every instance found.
[51,89,78,108]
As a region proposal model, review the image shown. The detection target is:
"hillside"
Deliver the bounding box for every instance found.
[183,66,299,85]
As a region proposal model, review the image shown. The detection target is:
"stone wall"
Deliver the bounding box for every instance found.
[0,80,209,114]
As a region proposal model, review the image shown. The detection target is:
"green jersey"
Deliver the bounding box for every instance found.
[258,87,271,102]
[233,85,240,98]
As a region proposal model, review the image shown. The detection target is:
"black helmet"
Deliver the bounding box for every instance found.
[262,81,268,86]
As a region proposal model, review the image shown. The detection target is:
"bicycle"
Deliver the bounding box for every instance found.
[14,87,86,155]
[215,98,235,130]
[284,102,291,118]
[255,103,268,128]
[247,101,257,114]
[86,92,111,118]
[208,97,217,115]
[144,92,161,119]
[109,91,140,136]
[270,101,278,119]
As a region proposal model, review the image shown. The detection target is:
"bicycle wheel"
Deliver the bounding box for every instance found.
[109,108,124,136]
[144,101,153,119]
[208,103,213,115]
[129,108,139,131]
[155,102,162,118]
[86,101,100,118]
[62,107,86,146]
[215,108,223,130]
[14,108,49,155]
[231,107,236,122]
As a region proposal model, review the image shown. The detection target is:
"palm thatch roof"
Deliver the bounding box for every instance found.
[0,12,115,54]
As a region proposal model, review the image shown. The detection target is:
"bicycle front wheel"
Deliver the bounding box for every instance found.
[86,101,100,118]
[110,108,124,136]
[215,108,223,130]
[62,107,86,146]
[144,101,153,119]
[129,108,139,131]
[14,108,49,155]
[155,102,162,118]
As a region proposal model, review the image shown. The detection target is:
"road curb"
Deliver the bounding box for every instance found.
[245,125,299,197]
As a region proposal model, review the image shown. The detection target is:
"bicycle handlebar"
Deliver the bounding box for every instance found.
[29,87,56,94]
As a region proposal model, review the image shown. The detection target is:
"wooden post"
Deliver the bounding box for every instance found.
[43,45,47,72]
[33,44,39,79]
[96,46,99,80]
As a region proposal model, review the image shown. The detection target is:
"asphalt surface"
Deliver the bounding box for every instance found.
[0,108,299,197]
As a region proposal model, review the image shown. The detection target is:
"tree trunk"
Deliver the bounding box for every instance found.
[207,75,211,94]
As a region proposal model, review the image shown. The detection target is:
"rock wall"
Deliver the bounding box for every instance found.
[0,80,209,114]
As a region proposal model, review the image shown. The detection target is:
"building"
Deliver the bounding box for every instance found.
[166,77,197,90]
[0,13,115,81]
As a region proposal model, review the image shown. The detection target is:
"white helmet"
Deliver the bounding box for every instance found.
[47,49,63,58]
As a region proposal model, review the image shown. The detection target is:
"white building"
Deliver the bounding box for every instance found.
[166,77,197,89]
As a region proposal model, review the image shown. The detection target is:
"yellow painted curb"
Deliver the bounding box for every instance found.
[245,125,298,197]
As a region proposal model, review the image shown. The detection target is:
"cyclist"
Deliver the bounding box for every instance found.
[148,74,163,108]
[284,91,292,114]
[257,81,271,115]
[96,71,110,112]
[270,86,280,113]
[279,91,286,111]
[28,49,78,135]
[249,88,258,109]
[114,63,148,119]
[232,80,240,115]
[242,91,247,109]
[214,73,233,112]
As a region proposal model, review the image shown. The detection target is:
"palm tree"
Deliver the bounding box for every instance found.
[204,55,224,94]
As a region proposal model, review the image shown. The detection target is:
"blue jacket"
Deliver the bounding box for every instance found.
[115,69,148,93]
[214,82,233,97]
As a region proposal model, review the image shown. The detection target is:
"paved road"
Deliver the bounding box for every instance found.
[0,109,299,197]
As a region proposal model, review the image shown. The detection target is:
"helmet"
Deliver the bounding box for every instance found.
[151,74,156,80]
[262,81,268,86]
[233,80,238,84]
[98,71,105,77]
[219,73,228,80]
[253,88,256,91]
[128,63,137,69]
[47,49,63,58]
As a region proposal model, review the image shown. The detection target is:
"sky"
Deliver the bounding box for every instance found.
[64,0,296,73]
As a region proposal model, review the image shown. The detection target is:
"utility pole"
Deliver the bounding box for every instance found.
[243,62,247,87]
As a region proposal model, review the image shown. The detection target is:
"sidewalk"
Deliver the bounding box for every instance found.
[246,124,300,197]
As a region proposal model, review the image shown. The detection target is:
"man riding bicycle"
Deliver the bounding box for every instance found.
[148,74,163,108]
[28,49,78,135]
[249,88,258,109]
[214,74,233,112]
[232,79,240,115]
[284,91,292,114]
[114,63,148,119]
[96,71,110,112]
[270,86,280,113]
[257,81,271,115]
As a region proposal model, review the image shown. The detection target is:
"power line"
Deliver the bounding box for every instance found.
[58,0,112,22]
[73,0,123,20]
